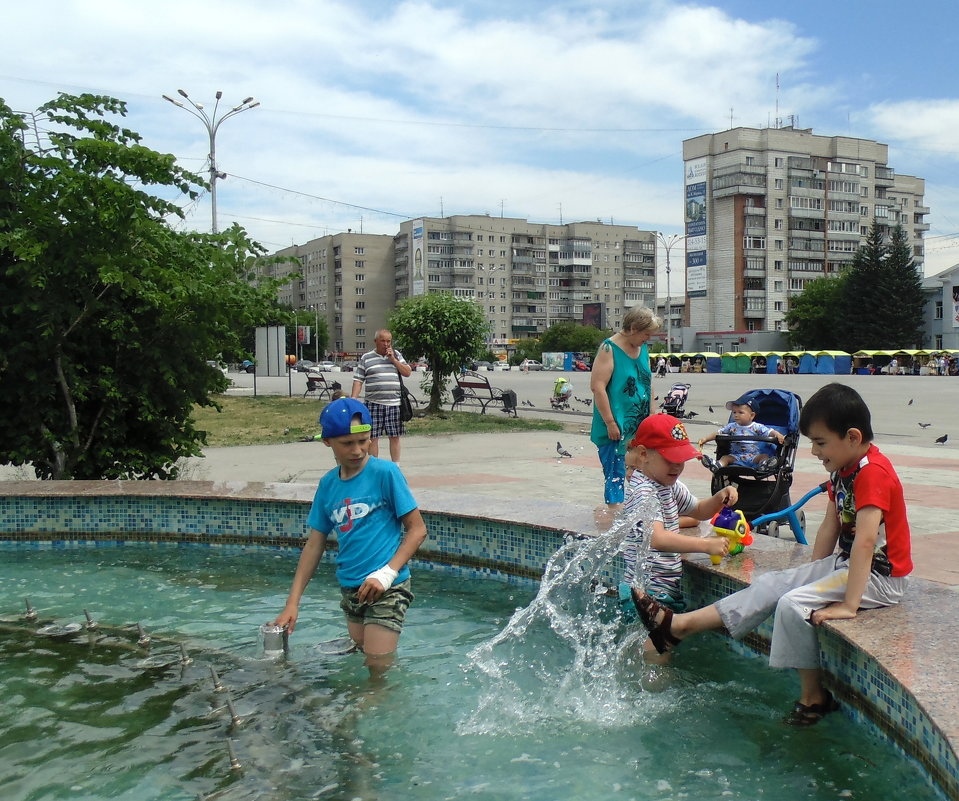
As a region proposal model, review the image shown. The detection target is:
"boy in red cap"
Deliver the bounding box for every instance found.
[622,413,738,660]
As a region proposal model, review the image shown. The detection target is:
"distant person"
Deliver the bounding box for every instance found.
[887,357,898,376]
[590,305,660,512]
[655,356,667,378]
[630,383,912,725]
[698,394,785,469]
[352,329,412,464]
[274,398,427,678]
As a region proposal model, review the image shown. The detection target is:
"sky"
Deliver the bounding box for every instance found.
[3,0,959,288]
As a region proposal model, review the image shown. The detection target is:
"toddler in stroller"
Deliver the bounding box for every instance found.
[550,376,573,409]
[660,382,691,418]
[698,394,785,469]
[700,389,805,540]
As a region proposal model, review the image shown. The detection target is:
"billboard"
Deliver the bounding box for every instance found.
[582,301,604,329]
[410,219,425,296]
[685,157,708,299]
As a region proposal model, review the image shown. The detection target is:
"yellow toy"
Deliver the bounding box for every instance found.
[709,506,753,564]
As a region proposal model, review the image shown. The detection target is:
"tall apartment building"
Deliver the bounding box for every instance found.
[393,215,657,345]
[682,127,929,334]
[269,232,394,354]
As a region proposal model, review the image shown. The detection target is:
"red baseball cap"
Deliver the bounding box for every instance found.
[629,413,700,462]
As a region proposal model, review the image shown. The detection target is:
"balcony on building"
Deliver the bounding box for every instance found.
[874,166,895,185]
[711,165,767,199]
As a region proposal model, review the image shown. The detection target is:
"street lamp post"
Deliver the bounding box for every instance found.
[656,233,686,352]
[162,90,259,233]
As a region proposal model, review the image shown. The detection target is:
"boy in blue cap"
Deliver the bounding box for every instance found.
[274,398,427,677]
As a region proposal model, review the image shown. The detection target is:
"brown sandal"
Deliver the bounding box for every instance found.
[784,690,839,726]
[630,589,681,654]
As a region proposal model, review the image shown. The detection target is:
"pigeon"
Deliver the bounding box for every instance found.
[907,398,914,406]
[556,441,573,458]
[918,422,932,428]
[935,434,948,445]
[708,405,714,414]
[685,411,699,418]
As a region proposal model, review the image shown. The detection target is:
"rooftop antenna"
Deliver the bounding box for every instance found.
[439,196,444,217]
[729,108,734,129]
[558,203,563,225]
[775,72,780,128]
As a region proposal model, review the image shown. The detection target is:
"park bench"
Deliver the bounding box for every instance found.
[303,372,340,400]
[451,370,517,417]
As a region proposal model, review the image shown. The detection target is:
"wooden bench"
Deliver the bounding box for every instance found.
[451,370,517,417]
[303,372,341,400]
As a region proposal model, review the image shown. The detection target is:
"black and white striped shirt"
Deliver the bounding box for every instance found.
[355,349,406,406]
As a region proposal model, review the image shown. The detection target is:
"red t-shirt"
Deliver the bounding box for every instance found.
[827,444,912,577]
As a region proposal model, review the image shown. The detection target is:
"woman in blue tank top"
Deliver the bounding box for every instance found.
[590,306,660,510]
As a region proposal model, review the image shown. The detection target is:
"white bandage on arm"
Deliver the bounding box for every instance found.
[366,565,399,591]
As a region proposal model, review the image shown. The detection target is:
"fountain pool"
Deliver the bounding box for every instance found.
[0,544,944,801]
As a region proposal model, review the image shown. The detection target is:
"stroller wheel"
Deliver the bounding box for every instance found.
[764,520,780,539]
[791,510,806,541]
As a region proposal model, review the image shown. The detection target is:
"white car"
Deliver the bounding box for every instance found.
[519,359,543,371]
[317,361,336,372]
[490,361,511,371]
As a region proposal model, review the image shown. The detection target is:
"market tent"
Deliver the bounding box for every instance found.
[814,350,852,375]
[690,352,722,373]
[798,352,817,373]
[720,352,752,373]
[765,352,782,374]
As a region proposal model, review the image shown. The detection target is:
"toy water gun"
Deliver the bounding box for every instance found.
[709,506,753,564]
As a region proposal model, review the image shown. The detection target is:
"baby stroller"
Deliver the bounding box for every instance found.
[660,382,692,418]
[702,388,806,541]
[550,376,573,410]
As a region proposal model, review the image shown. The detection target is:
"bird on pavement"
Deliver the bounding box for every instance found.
[908,398,914,406]
[935,434,948,445]
[918,422,932,428]
[556,441,573,458]
[685,411,699,418]
[708,405,714,414]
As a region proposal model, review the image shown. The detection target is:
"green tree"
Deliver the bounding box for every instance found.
[838,221,925,352]
[538,321,608,355]
[510,338,541,366]
[783,274,847,350]
[883,225,926,348]
[388,293,489,413]
[0,94,283,479]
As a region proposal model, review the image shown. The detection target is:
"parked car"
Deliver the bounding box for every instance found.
[240,359,255,373]
[412,359,429,371]
[472,360,492,371]
[206,360,228,376]
[339,360,357,372]
[293,360,316,372]
[490,361,511,371]
[518,359,544,371]
[316,361,336,372]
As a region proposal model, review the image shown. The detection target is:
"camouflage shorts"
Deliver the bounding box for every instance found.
[339,579,414,633]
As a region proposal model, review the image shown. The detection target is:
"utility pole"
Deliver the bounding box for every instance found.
[656,233,686,352]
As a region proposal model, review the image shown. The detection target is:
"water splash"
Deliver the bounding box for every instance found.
[461,495,663,734]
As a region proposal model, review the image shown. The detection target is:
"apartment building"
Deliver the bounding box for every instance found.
[269,232,394,354]
[393,215,657,345]
[682,127,929,335]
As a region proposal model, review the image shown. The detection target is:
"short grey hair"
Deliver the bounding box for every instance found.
[621,305,661,334]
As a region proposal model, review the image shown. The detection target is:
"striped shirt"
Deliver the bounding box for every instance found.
[623,471,697,603]
[355,349,406,406]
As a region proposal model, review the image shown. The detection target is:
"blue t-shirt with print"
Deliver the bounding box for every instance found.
[307,457,418,587]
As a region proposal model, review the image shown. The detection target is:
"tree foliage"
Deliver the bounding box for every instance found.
[538,321,608,355]
[783,274,847,350]
[783,221,926,353]
[388,293,489,413]
[0,94,285,479]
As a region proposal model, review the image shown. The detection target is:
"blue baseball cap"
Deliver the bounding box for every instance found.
[725,394,758,412]
[319,398,372,439]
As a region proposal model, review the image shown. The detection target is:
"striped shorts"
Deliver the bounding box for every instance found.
[368,402,404,438]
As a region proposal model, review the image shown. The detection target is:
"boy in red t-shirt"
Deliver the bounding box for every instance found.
[630,383,912,726]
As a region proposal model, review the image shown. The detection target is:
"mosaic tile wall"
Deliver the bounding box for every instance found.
[0,491,953,800]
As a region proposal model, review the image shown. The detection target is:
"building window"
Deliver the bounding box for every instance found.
[935,335,943,349]
[355,301,365,309]
[354,247,364,255]
[776,198,783,209]
[356,314,365,323]
[355,328,365,337]
[774,281,783,292]
[774,260,783,270]
[355,287,365,295]
[355,260,365,268]
[935,301,943,320]
[356,342,365,350]
[774,219,784,230]
[774,301,784,311]
[775,157,784,167]
[744,236,766,249]
[775,178,784,189]
[356,274,365,281]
